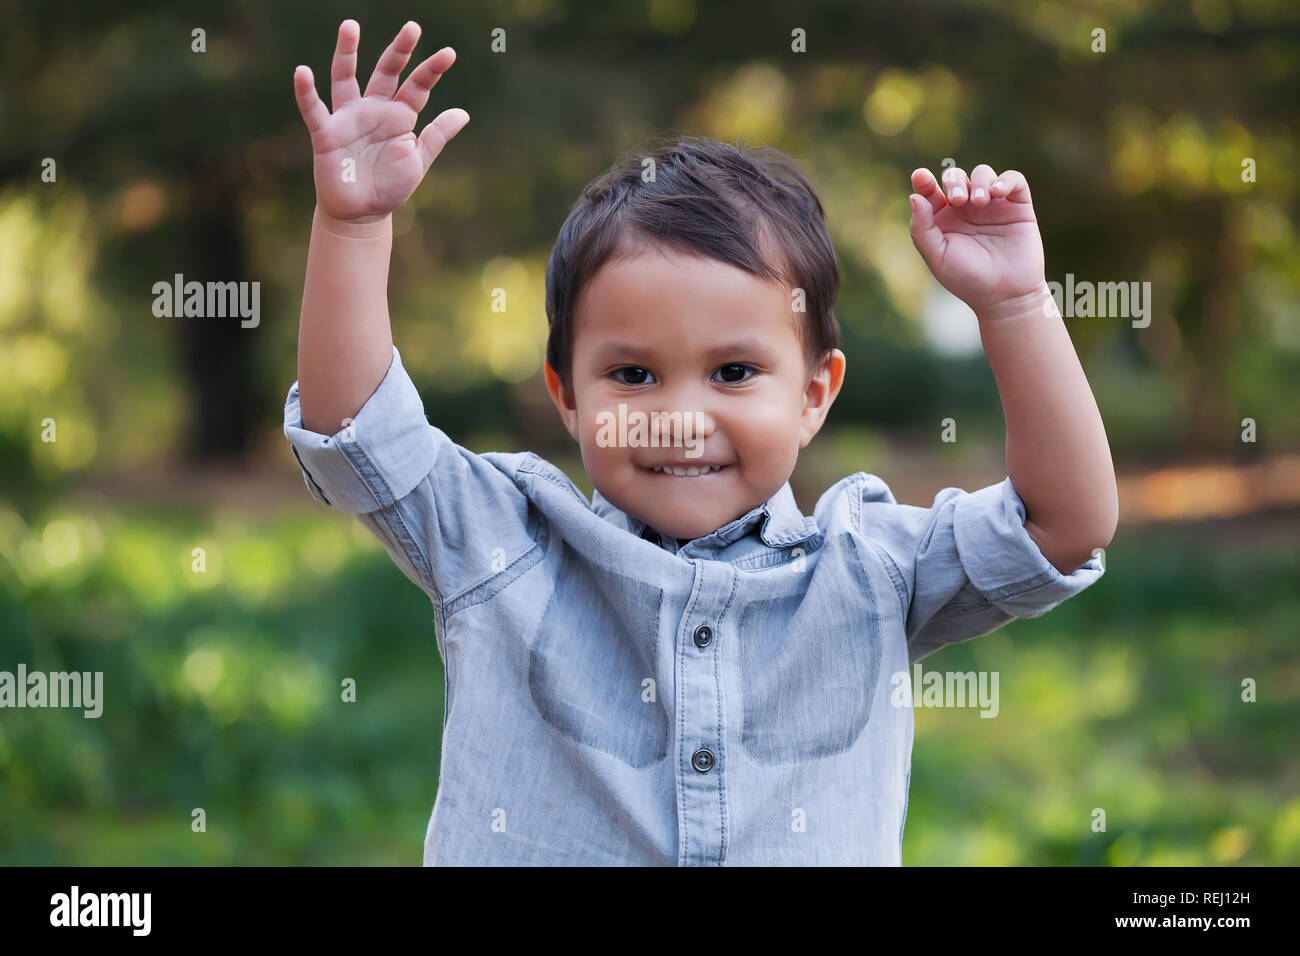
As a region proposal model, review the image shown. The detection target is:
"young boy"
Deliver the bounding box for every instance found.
[285,20,1117,865]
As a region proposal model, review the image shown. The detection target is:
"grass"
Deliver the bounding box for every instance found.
[2,501,1297,865]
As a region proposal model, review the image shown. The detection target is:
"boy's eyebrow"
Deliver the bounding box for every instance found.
[701,337,779,361]
[592,337,778,364]
[591,341,656,363]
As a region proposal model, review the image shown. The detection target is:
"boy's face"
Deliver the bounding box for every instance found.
[544,244,845,541]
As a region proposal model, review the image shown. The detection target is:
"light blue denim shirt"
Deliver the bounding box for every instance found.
[283,346,1104,866]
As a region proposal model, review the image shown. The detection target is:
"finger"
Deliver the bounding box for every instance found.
[908,193,945,269]
[293,65,330,138]
[909,168,948,215]
[417,108,470,176]
[330,19,362,111]
[940,165,970,206]
[364,20,420,99]
[396,47,457,114]
[968,163,997,207]
[989,169,1032,204]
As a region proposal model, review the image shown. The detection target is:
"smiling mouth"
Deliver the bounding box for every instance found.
[644,464,729,477]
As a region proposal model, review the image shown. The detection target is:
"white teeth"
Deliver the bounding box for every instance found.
[651,464,724,476]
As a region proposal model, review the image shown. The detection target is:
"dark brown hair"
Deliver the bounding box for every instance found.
[544,135,841,391]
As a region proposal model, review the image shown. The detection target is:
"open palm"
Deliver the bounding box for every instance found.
[292,19,469,223]
[908,165,1046,313]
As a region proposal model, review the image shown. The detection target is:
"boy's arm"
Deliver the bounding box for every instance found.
[976,285,1118,573]
[291,18,468,435]
[284,20,542,609]
[297,210,394,435]
[908,163,1118,574]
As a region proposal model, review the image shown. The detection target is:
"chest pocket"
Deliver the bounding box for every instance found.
[529,540,670,769]
[736,536,882,764]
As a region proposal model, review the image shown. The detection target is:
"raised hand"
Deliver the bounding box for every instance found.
[292,19,469,223]
[907,164,1047,315]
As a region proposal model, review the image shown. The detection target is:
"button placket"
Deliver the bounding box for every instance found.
[675,558,734,866]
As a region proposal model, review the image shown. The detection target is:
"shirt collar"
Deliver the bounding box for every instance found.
[592,480,820,550]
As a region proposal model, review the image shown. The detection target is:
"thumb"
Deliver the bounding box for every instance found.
[908,193,945,271]
[417,108,470,178]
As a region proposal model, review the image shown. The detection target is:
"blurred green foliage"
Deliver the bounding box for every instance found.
[1,0,1298,866]
[2,0,1298,512]
[1,502,1296,865]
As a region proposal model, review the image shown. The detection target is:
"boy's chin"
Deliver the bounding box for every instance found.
[594,468,752,540]
[639,504,739,542]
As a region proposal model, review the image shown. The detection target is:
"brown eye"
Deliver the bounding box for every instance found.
[714,364,754,384]
[613,367,653,385]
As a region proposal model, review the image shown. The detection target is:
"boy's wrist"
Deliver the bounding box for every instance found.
[314,205,393,238]
[973,281,1058,325]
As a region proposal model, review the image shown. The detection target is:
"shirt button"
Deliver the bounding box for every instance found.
[693,624,713,648]
[691,749,714,773]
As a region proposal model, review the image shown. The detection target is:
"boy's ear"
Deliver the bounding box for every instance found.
[543,359,580,440]
[798,348,846,449]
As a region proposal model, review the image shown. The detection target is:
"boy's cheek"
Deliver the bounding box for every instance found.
[580,435,640,477]
[728,400,802,443]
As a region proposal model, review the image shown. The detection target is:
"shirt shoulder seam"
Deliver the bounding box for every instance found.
[850,472,911,617]
[368,479,444,606]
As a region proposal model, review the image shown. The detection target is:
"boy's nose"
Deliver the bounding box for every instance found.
[648,408,716,445]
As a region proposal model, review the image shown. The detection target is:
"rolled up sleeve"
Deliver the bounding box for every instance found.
[949,476,1104,618]
[282,345,539,608]
[283,346,437,514]
[862,475,1105,663]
